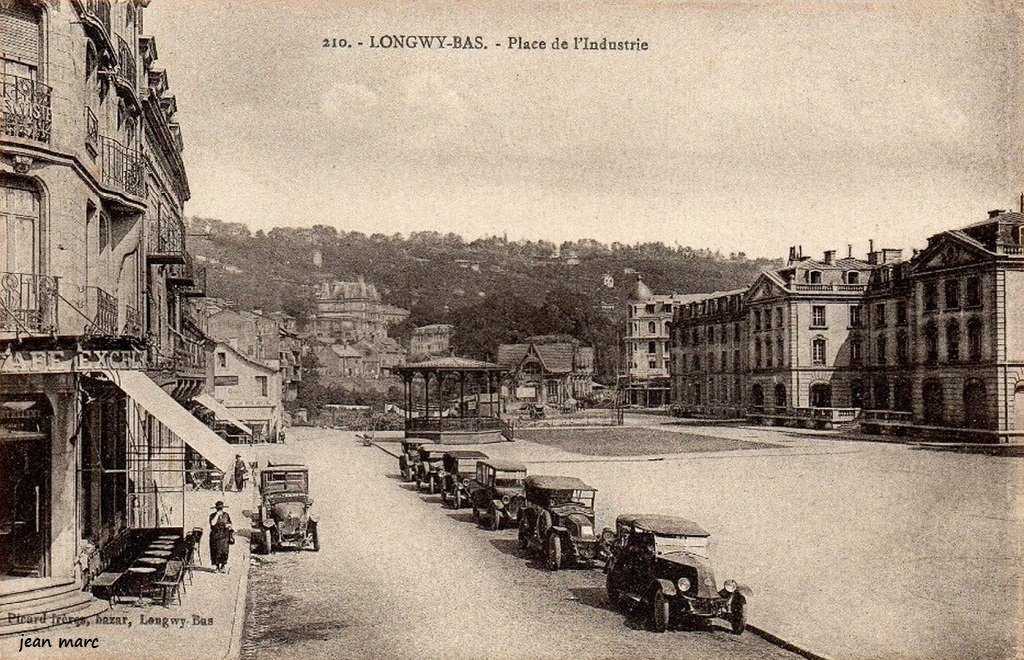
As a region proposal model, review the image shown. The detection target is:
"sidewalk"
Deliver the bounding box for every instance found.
[1,485,256,660]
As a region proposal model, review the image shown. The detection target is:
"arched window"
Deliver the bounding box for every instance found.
[946,320,960,363]
[750,384,764,408]
[963,380,987,428]
[648,321,656,334]
[894,378,912,412]
[923,379,944,425]
[873,377,890,409]
[754,338,762,367]
[850,380,865,408]
[810,383,832,408]
[967,318,982,362]
[774,383,786,409]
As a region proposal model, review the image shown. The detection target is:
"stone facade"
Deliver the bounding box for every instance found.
[0,0,206,584]
[670,211,1024,442]
[409,323,453,360]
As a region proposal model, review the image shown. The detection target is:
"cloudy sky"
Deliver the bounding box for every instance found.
[145,0,1022,260]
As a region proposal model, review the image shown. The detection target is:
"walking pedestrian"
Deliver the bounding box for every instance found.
[209,500,233,572]
[233,454,248,491]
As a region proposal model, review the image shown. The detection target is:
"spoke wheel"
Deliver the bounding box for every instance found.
[546,534,562,571]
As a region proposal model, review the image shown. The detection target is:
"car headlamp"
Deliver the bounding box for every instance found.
[462,478,469,486]
[724,579,737,593]
[676,577,691,592]
[502,495,511,504]
[437,469,446,478]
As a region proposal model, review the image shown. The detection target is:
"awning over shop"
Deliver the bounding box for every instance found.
[111,371,235,473]
[194,393,252,436]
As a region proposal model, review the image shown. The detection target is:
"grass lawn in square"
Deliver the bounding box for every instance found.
[515,426,776,456]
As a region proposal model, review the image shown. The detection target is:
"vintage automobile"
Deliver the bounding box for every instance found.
[398,438,434,482]
[438,450,489,508]
[466,459,527,530]
[254,463,318,553]
[414,444,460,494]
[517,475,600,570]
[604,514,748,634]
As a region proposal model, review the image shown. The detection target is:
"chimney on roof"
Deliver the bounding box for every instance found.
[788,246,797,263]
[988,209,1005,219]
[824,250,836,265]
[847,244,852,258]
[798,245,803,259]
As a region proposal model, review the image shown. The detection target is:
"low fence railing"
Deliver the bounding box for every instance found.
[2,74,52,143]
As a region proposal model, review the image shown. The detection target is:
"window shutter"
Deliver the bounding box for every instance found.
[0,3,41,67]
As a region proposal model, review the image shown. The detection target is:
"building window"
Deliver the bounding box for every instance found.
[812,338,826,366]
[708,326,714,343]
[217,352,226,367]
[967,318,982,362]
[764,311,772,330]
[776,338,784,366]
[809,270,822,284]
[896,332,909,365]
[720,351,727,372]
[924,323,938,364]
[648,341,656,354]
[692,329,699,345]
[765,341,773,367]
[811,305,826,328]
[946,321,960,363]
[850,337,863,364]
[876,335,887,364]
[896,301,908,326]
[966,276,981,308]
[648,321,656,334]
[849,305,861,328]
[754,310,761,331]
[775,308,783,328]
[645,304,655,314]
[733,349,740,370]
[874,303,886,328]
[693,354,700,370]
[924,282,938,312]
[734,323,741,341]
[754,339,762,367]
[648,359,657,369]
[944,280,960,310]
[0,182,40,274]
[214,375,239,387]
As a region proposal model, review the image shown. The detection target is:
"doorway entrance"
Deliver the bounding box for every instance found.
[0,395,52,578]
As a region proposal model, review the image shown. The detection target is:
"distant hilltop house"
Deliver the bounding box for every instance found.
[311,278,410,344]
[497,335,595,409]
[410,324,453,361]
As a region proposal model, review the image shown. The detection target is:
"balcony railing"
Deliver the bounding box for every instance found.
[100,136,145,198]
[86,287,118,336]
[0,272,59,334]
[116,34,137,93]
[122,304,143,338]
[74,0,112,44]
[150,331,207,376]
[2,74,52,143]
[148,214,186,264]
[181,266,207,298]
[997,243,1023,255]
[85,107,98,155]
[793,283,868,293]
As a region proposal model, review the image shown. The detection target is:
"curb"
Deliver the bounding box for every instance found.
[747,625,833,660]
[372,442,401,459]
[223,496,254,660]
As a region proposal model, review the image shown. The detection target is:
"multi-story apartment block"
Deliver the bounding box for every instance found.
[0,0,233,611]
[622,278,703,406]
[670,209,1024,442]
[311,278,409,344]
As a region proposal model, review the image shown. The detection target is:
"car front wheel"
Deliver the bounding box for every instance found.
[650,590,670,632]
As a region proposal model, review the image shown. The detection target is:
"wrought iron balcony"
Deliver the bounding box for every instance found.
[180,266,207,298]
[86,287,118,337]
[85,107,98,155]
[2,74,52,143]
[148,214,186,264]
[115,34,137,94]
[149,332,207,377]
[0,272,59,335]
[73,0,113,50]
[122,304,143,338]
[100,135,145,199]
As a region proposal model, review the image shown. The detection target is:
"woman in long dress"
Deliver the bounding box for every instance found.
[209,501,232,572]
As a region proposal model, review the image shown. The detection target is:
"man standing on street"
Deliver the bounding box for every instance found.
[234,454,248,491]
[209,500,232,572]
